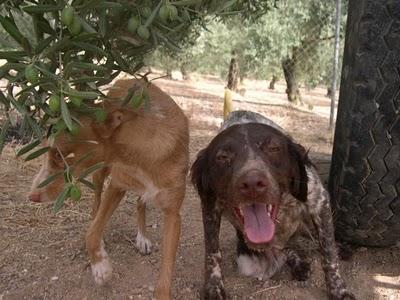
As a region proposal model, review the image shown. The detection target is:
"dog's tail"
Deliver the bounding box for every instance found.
[223,88,233,120]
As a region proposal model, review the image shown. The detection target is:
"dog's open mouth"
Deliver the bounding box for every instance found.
[235,203,279,244]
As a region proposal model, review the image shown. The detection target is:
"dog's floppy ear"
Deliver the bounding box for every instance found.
[288,141,310,202]
[96,109,125,139]
[191,148,214,199]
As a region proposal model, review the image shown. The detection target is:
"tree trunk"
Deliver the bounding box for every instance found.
[269,75,278,90]
[164,55,172,79]
[166,68,172,79]
[227,57,239,91]
[326,87,332,98]
[180,63,190,80]
[282,51,301,104]
[239,74,245,84]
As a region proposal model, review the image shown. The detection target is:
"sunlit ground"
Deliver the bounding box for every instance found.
[373,274,400,299]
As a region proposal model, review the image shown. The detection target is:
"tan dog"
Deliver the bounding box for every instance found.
[28,79,189,300]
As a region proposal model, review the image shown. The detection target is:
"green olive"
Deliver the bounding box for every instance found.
[61,6,74,26]
[94,109,107,122]
[137,25,150,40]
[48,94,61,113]
[127,16,140,33]
[25,64,39,83]
[168,5,178,21]
[159,5,169,23]
[141,6,152,18]
[70,184,81,201]
[70,96,83,107]
[54,119,67,132]
[129,94,143,108]
[68,16,82,36]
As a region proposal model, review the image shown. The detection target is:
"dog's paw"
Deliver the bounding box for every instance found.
[91,258,112,285]
[337,242,355,261]
[237,254,267,278]
[330,290,356,300]
[201,282,228,300]
[291,260,311,281]
[154,286,171,300]
[136,232,152,255]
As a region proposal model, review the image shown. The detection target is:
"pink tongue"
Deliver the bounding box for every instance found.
[242,203,275,244]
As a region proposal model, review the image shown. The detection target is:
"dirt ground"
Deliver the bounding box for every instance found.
[1,74,399,300]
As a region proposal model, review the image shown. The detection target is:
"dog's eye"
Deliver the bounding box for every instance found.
[216,149,234,165]
[268,146,280,152]
[48,149,65,167]
[260,140,281,153]
[52,150,61,160]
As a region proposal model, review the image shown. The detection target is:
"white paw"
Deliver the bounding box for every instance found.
[91,258,112,285]
[136,232,152,255]
[237,254,266,278]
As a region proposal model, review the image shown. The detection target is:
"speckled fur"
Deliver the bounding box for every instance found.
[220,110,286,133]
[306,167,355,300]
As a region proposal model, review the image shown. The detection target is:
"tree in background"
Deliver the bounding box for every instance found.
[278,1,333,103]
[269,74,278,90]
[227,50,239,91]
[282,52,302,104]
[146,47,193,80]
[232,0,340,103]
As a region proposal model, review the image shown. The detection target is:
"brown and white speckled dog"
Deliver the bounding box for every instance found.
[191,110,355,300]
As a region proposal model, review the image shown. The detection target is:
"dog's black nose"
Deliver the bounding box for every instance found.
[237,170,268,198]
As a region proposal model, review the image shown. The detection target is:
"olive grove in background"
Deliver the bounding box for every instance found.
[150,0,348,104]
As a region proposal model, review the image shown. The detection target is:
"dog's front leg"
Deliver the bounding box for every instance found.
[201,199,226,300]
[135,199,152,255]
[86,181,125,285]
[154,186,185,300]
[306,168,355,300]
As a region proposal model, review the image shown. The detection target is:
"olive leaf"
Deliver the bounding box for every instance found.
[16,138,41,157]
[53,184,72,213]
[24,146,50,161]
[36,171,64,189]
[78,162,106,180]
